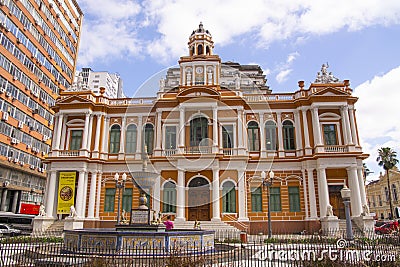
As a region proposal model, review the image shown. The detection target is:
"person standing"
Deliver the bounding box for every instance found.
[164,215,174,230]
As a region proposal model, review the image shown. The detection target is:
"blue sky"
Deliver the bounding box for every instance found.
[75,0,400,181]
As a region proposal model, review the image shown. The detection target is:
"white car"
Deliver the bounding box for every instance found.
[0,224,21,237]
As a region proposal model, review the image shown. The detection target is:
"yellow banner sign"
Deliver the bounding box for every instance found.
[57,172,76,214]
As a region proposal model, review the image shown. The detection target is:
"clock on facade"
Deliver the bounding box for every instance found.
[196,67,203,74]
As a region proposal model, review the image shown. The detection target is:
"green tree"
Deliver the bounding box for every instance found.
[376,147,399,219]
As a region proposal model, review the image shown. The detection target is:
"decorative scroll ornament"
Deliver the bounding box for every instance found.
[314,63,340,83]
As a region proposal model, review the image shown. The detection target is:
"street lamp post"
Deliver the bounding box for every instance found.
[115,173,127,225]
[341,185,354,240]
[262,170,275,239]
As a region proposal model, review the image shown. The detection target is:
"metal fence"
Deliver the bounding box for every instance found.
[1,230,400,266]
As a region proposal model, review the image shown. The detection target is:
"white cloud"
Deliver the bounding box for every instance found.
[274,52,299,83]
[354,66,400,181]
[77,0,400,65]
[276,69,292,83]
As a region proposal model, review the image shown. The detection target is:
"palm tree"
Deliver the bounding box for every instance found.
[377,147,399,219]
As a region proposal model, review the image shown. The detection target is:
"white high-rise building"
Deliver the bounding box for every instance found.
[71,68,125,98]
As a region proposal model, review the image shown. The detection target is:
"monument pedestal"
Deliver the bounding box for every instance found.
[320,216,339,233]
[33,216,55,232]
[353,215,374,233]
[64,217,84,230]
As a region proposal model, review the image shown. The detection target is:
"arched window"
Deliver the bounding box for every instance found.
[190,117,208,147]
[163,181,176,213]
[222,181,236,213]
[206,46,210,55]
[247,121,259,152]
[109,124,121,153]
[392,184,398,202]
[198,44,203,55]
[283,120,295,150]
[144,124,154,154]
[265,121,277,150]
[125,124,137,154]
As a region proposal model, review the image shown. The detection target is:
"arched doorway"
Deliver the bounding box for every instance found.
[188,177,210,221]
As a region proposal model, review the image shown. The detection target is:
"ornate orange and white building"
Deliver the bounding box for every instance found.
[37,23,370,234]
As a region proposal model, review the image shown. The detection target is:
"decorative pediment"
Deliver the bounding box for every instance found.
[57,95,93,105]
[310,87,350,96]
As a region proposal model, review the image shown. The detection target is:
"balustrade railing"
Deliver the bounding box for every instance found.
[59,150,80,157]
[185,146,212,154]
[324,145,348,153]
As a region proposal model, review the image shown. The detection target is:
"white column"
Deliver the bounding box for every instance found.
[95,172,102,218]
[349,107,358,146]
[45,171,57,218]
[178,107,185,153]
[176,169,186,221]
[340,106,351,145]
[76,171,86,218]
[155,112,162,152]
[237,108,244,149]
[343,106,353,145]
[93,114,102,153]
[86,114,94,151]
[238,169,249,221]
[212,107,218,152]
[54,114,63,150]
[311,107,323,146]
[276,112,284,154]
[317,167,331,218]
[52,115,59,150]
[301,109,311,149]
[307,168,317,219]
[82,172,89,218]
[357,167,368,207]
[347,166,362,216]
[301,169,309,219]
[87,172,97,219]
[294,110,302,152]
[60,117,67,150]
[81,113,90,150]
[119,117,126,154]
[259,112,266,157]
[136,116,143,156]
[153,173,161,212]
[212,168,221,221]
[101,117,110,155]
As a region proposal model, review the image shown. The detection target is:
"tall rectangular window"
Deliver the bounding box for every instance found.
[122,188,133,212]
[222,125,233,149]
[323,124,337,145]
[70,130,83,150]
[251,187,262,212]
[288,186,301,212]
[269,187,281,212]
[165,126,176,149]
[104,188,116,212]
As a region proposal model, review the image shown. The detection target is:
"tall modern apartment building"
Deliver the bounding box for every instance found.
[71,67,124,98]
[0,0,83,216]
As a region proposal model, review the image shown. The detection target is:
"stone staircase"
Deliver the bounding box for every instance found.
[338,219,363,235]
[32,220,65,237]
[173,220,242,241]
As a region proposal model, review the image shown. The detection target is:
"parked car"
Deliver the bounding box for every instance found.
[0,223,22,237]
[374,221,398,235]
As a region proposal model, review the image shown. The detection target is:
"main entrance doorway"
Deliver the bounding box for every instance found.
[188,177,210,221]
[329,185,345,219]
